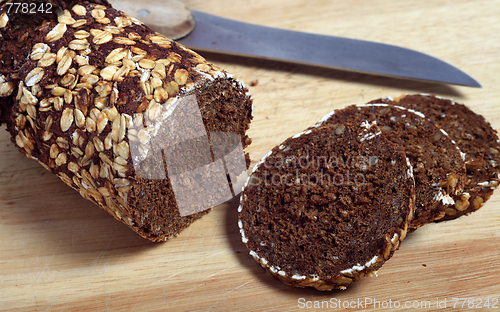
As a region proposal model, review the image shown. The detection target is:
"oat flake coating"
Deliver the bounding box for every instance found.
[0,0,253,241]
[238,122,415,290]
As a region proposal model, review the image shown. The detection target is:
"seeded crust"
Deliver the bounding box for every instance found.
[0,1,253,241]
[371,94,500,220]
[238,123,415,290]
[314,104,466,231]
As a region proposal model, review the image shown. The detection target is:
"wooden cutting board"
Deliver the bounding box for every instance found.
[1,0,499,311]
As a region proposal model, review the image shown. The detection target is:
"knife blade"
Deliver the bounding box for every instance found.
[114,1,481,87]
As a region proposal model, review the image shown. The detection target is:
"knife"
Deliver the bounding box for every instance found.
[113,0,481,87]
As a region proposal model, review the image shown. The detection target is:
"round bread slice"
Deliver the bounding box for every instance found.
[238,122,415,291]
[314,104,466,230]
[371,94,500,220]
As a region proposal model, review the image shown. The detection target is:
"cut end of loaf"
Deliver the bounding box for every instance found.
[127,75,253,242]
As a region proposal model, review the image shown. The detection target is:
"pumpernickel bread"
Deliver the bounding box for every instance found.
[371,94,500,220]
[0,0,253,241]
[313,103,466,230]
[238,121,415,290]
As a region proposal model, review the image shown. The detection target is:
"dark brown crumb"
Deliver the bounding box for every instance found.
[239,122,415,290]
[370,94,500,220]
[315,104,466,231]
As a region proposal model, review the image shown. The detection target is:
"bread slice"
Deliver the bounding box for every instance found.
[371,94,500,220]
[315,104,466,230]
[238,122,415,290]
[0,0,253,241]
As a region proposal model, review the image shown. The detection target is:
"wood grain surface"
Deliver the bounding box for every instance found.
[1,0,499,311]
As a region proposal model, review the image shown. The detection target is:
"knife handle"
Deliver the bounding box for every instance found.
[111,0,194,40]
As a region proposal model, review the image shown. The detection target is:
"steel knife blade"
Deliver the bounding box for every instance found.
[114,1,481,87]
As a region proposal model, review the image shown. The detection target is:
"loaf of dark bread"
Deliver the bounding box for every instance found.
[238,121,415,290]
[0,0,253,241]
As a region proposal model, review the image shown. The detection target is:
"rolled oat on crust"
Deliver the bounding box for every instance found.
[371,94,500,221]
[238,122,415,290]
[0,0,253,241]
